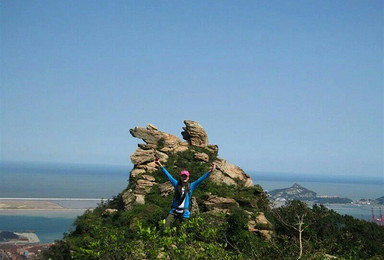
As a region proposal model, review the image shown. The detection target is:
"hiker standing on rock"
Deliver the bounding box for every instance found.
[154,158,216,227]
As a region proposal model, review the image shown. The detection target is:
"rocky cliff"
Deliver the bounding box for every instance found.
[121,120,272,239]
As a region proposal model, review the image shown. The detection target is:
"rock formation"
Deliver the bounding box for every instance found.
[181,120,208,147]
[123,120,253,210]
[202,195,240,214]
[247,212,274,240]
[122,120,272,239]
[211,159,253,187]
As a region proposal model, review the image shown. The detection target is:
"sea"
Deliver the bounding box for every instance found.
[0,162,383,243]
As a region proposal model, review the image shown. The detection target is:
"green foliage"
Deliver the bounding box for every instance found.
[40,240,71,260]
[42,146,384,259]
[227,209,249,234]
[152,147,216,184]
[105,193,125,210]
[44,197,384,260]
[195,180,270,212]
[42,215,238,259]
[151,147,270,213]
[273,200,384,259]
[145,185,173,210]
[157,137,165,150]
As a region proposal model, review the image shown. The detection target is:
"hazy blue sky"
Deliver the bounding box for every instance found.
[1,1,382,177]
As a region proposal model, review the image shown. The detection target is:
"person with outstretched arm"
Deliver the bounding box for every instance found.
[154,157,216,227]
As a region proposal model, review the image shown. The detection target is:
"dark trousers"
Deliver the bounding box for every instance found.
[165,213,188,227]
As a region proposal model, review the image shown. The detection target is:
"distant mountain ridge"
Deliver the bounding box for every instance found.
[269,183,317,201]
[251,172,384,185]
[269,183,353,204]
[376,196,384,205]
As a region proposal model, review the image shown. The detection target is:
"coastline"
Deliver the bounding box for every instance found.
[0,200,65,210]
[0,209,88,218]
[0,198,100,209]
[0,199,99,217]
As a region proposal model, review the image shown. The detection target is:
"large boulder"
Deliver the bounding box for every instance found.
[210,159,253,187]
[248,212,274,240]
[181,120,208,147]
[135,175,156,194]
[130,124,181,151]
[130,149,155,165]
[194,152,209,162]
[159,182,174,197]
[202,195,239,214]
[122,189,145,210]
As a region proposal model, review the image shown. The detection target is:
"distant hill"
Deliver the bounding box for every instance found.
[0,231,18,242]
[268,183,353,204]
[269,183,317,201]
[0,231,39,243]
[376,196,384,205]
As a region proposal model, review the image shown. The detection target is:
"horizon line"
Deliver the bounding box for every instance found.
[1,160,382,180]
[0,198,105,201]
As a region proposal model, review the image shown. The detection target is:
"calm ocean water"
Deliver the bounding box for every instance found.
[0,162,383,243]
[0,212,81,243]
[0,162,129,198]
[0,162,129,243]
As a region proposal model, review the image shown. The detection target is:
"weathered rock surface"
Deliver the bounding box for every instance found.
[248,212,274,240]
[181,120,208,147]
[210,159,253,187]
[206,144,219,156]
[254,212,273,229]
[122,189,145,211]
[131,149,156,165]
[258,230,273,240]
[194,152,209,162]
[202,195,239,214]
[190,197,200,215]
[130,124,182,152]
[130,168,146,178]
[159,182,173,197]
[104,208,118,214]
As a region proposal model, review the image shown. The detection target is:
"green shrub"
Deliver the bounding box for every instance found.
[41,146,384,259]
[157,137,165,150]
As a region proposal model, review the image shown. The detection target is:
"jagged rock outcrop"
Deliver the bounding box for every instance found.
[194,152,209,162]
[159,182,174,197]
[247,212,274,240]
[123,120,254,212]
[211,159,253,187]
[202,195,239,214]
[181,120,208,147]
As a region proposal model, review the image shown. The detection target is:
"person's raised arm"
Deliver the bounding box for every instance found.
[191,163,216,191]
[155,157,178,187]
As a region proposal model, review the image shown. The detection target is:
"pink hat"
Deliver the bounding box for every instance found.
[180,170,190,177]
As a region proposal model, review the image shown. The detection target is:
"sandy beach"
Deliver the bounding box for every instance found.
[0,199,97,218]
[0,200,65,210]
[0,199,99,211]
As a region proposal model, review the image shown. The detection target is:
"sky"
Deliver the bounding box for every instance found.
[1,1,383,178]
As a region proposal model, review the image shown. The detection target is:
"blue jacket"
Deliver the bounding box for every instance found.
[161,166,211,218]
